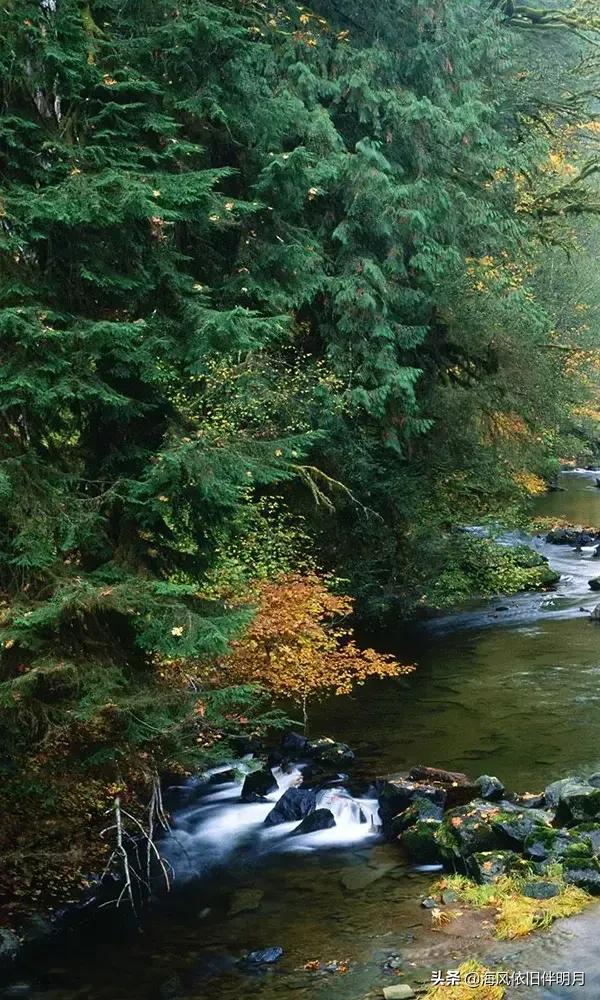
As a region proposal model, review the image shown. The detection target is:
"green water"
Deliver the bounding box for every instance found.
[7,470,600,1000]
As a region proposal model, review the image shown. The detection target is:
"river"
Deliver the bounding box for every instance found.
[5,470,600,1000]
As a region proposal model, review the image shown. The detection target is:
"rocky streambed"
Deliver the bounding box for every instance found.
[183,729,600,899]
[379,764,600,894]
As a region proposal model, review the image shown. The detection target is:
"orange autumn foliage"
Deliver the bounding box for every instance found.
[223,574,414,712]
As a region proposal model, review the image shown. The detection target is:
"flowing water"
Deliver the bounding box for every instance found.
[6,470,600,1000]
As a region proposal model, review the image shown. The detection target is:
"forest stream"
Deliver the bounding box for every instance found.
[6,469,600,1000]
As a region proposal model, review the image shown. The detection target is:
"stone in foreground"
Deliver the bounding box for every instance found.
[382,986,416,1000]
[521,881,561,900]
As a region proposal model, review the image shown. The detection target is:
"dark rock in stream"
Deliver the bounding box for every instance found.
[554,781,600,824]
[390,797,444,837]
[512,791,546,809]
[306,737,355,766]
[264,788,317,826]
[280,732,354,767]
[492,805,554,850]
[544,776,583,809]
[300,769,351,791]
[243,946,284,965]
[240,768,278,802]
[400,819,443,864]
[547,527,600,546]
[589,577,600,592]
[474,774,505,801]
[435,800,509,859]
[291,808,336,835]
[281,731,309,755]
[377,776,446,829]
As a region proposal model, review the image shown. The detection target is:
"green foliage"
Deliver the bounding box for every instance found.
[0,0,599,910]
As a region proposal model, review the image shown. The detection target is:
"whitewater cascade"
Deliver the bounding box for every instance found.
[162,763,381,879]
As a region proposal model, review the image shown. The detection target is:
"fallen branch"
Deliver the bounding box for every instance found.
[99,778,173,914]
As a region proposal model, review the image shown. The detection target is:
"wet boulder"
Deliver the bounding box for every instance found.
[474,775,505,801]
[546,527,597,546]
[555,781,600,824]
[390,797,444,838]
[281,731,310,755]
[377,776,446,829]
[524,826,593,865]
[543,776,583,809]
[264,788,316,827]
[435,800,508,860]
[243,947,284,965]
[571,823,600,855]
[524,827,570,862]
[291,808,336,836]
[400,819,443,865]
[563,862,600,895]
[306,737,355,767]
[408,765,478,808]
[468,850,529,884]
[300,768,350,791]
[589,578,600,592]
[490,804,554,850]
[209,767,236,785]
[241,768,278,802]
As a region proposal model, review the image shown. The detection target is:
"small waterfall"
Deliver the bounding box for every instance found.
[162,765,380,879]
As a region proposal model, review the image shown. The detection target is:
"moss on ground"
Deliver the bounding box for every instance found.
[434,869,590,940]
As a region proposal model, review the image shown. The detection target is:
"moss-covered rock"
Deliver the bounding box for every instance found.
[524,826,595,868]
[474,775,505,801]
[400,818,443,864]
[390,796,444,838]
[555,782,600,825]
[544,777,582,809]
[490,806,554,849]
[570,823,600,856]
[435,800,508,860]
[468,850,530,884]
[377,775,446,828]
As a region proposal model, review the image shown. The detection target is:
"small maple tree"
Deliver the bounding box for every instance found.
[222,573,414,727]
